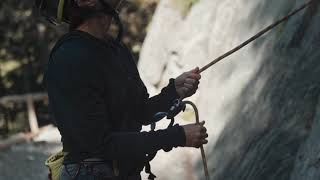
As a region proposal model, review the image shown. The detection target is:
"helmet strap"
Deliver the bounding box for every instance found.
[57,0,66,23]
[98,0,124,42]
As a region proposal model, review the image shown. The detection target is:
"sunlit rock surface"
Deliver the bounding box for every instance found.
[138,0,320,179]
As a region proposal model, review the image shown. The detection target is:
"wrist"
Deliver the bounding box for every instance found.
[165,124,186,148]
[169,78,180,99]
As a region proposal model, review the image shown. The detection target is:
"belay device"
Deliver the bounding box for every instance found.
[147,99,210,180]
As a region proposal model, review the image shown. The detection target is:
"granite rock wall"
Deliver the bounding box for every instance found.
[138,0,320,179]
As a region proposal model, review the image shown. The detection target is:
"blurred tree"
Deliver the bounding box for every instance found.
[0,0,158,96]
[0,0,158,134]
[0,0,63,96]
[120,0,158,60]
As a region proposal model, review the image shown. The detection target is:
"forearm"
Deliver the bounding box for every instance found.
[101,125,186,160]
[139,79,180,125]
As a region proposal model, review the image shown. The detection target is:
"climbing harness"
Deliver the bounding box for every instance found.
[145,100,185,180]
[151,0,318,179]
[45,152,119,180]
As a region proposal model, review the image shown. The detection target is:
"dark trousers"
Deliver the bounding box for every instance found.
[60,163,141,180]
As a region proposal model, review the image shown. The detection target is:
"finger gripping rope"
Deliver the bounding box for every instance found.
[150,1,317,178]
[183,101,210,180]
[152,100,210,179]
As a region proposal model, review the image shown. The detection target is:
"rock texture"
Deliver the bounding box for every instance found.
[138,0,320,179]
[291,97,320,180]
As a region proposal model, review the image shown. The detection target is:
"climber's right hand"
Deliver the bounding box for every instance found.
[182,121,208,148]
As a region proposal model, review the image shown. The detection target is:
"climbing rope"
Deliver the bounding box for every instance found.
[199,0,317,74]
[152,100,210,180]
[152,1,318,179]
[184,101,210,180]
[175,0,317,179]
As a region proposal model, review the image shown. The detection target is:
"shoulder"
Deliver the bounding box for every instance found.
[51,32,95,59]
[49,31,114,67]
[48,32,116,76]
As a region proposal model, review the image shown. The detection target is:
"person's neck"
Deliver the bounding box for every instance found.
[76,17,112,40]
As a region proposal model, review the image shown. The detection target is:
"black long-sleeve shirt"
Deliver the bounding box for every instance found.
[45,31,186,175]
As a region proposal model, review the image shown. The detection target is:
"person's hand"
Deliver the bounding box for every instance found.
[175,67,201,99]
[182,121,208,148]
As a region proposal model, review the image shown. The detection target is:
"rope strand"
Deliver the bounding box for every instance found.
[199,0,316,74]
[184,101,210,180]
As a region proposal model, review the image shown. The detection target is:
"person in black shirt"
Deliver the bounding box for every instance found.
[36,0,208,179]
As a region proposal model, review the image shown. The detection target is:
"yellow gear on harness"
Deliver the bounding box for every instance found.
[45,151,66,180]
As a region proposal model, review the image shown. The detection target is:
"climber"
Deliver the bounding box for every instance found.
[36,0,208,179]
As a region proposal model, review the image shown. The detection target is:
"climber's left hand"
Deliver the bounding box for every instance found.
[175,67,201,99]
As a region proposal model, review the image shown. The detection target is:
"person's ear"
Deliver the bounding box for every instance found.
[75,0,98,8]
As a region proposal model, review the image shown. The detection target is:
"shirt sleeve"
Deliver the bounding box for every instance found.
[46,38,185,162]
[136,78,181,125]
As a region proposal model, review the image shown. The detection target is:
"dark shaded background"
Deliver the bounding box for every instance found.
[0,0,158,136]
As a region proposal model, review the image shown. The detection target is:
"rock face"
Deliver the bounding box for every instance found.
[291,98,320,180]
[138,0,320,179]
